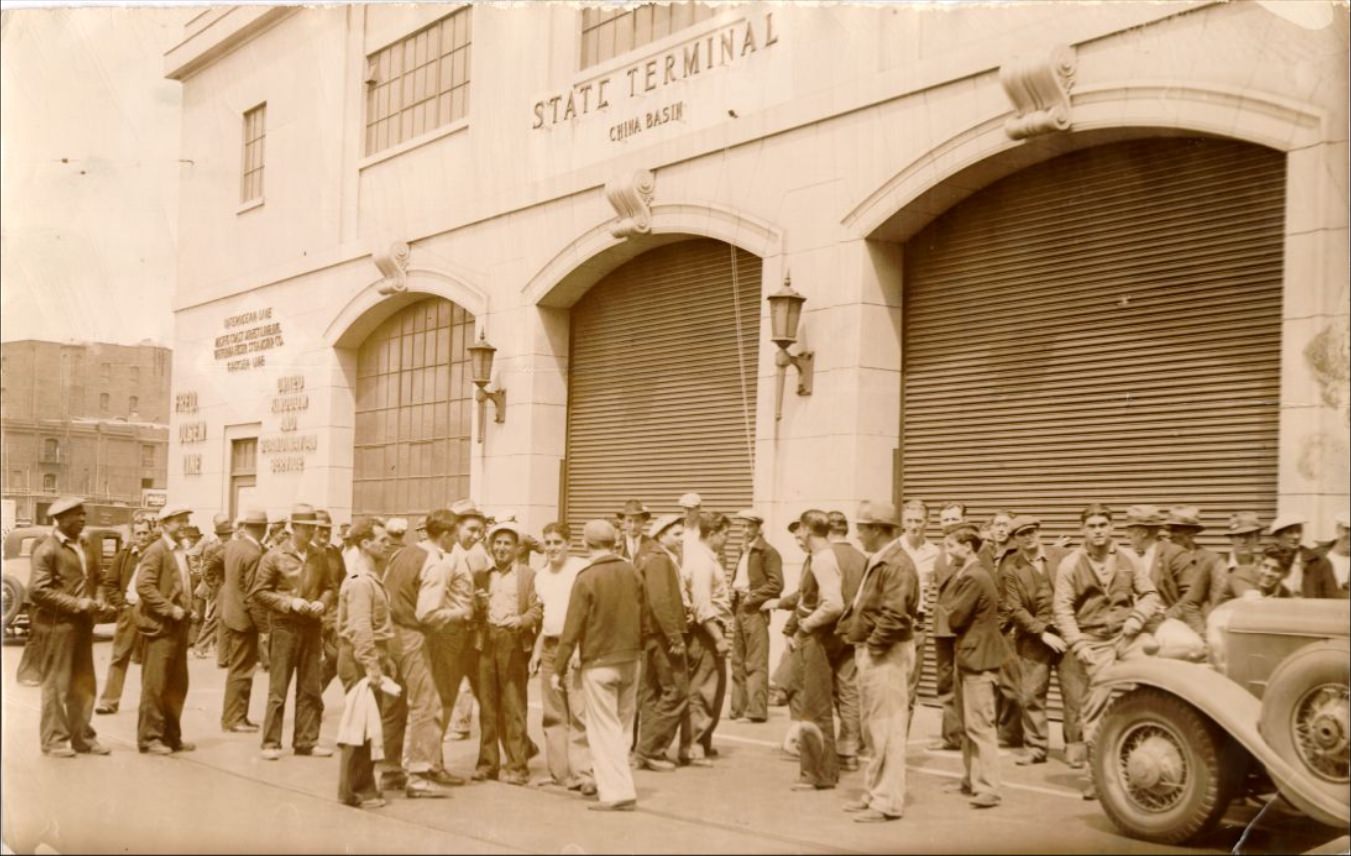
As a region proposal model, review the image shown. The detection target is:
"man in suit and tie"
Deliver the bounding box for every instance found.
[135,505,198,755]
[30,497,114,757]
[617,500,654,564]
[219,509,268,733]
[95,516,153,715]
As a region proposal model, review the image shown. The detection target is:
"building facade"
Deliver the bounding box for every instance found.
[163,2,1349,547]
[1,340,171,525]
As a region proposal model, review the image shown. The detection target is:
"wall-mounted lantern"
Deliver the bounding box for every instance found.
[467,330,506,443]
[766,272,813,421]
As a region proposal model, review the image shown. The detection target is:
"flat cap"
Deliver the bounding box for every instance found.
[1123,505,1164,528]
[583,519,617,546]
[158,505,192,523]
[733,509,764,525]
[856,500,899,528]
[649,514,682,539]
[676,492,703,509]
[450,499,486,521]
[487,521,522,542]
[385,517,409,535]
[49,497,86,518]
[1009,515,1041,535]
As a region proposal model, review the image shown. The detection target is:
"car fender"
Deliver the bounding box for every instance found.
[1098,658,1349,828]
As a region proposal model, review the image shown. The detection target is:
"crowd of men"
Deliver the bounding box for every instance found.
[22,489,1351,819]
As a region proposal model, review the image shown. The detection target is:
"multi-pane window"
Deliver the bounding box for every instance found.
[241,104,266,203]
[365,8,472,157]
[141,444,155,468]
[581,2,716,69]
[43,473,56,492]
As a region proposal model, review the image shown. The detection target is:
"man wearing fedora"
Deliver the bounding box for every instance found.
[1209,511,1264,612]
[135,505,198,755]
[30,497,113,756]
[634,513,690,771]
[1271,512,1348,599]
[839,500,920,822]
[728,509,783,725]
[220,509,268,733]
[95,515,153,716]
[998,516,1082,769]
[1157,506,1215,636]
[250,503,337,760]
[617,500,654,564]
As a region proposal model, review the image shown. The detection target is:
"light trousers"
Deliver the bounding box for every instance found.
[959,669,1001,799]
[581,660,639,805]
[539,639,592,786]
[855,639,915,818]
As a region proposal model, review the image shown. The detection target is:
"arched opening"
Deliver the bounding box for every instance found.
[351,296,477,519]
[562,238,761,542]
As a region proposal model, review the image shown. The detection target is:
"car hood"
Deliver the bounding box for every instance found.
[1224,597,1350,639]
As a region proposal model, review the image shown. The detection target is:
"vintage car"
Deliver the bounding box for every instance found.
[2,525,126,635]
[1091,597,1349,845]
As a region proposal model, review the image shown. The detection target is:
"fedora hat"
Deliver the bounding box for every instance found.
[1226,511,1263,536]
[1268,513,1306,535]
[1163,505,1204,531]
[240,509,268,527]
[314,509,333,528]
[649,513,682,539]
[619,499,651,518]
[267,510,287,526]
[212,512,233,536]
[49,496,86,519]
[289,503,318,525]
[856,500,900,528]
[1123,505,1164,528]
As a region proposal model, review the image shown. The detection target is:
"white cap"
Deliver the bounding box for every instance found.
[1268,513,1307,535]
[386,517,409,535]
[677,492,703,509]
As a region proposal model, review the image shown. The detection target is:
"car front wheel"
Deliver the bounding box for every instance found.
[1093,687,1242,845]
[1,575,24,631]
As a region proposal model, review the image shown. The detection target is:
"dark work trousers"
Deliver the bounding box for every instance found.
[425,623,474,745]
[39,618,98,752]
[192,584,221,658]
[320,623,340,693]
[798,630,839,787]
[17,627,45,686]
[216,620,229,669]
[829,639,861,760]
[138,621,190,750]
[98,607,141,709]
[772,639,804,720]
[730,601,770,720]
[996,643,1025,747]
[1019,638,1087,761]
[636,637,689,760]
[262,617,325,751]
[220,625,259,729]
[476,625,530,778]
[931,634,965,748]
[682,624,727,757]
[336,641,383,806]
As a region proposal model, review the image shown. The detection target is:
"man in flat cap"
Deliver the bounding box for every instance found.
[95,515,153,715]
[220,509,268,733]
[135,505,198,755]
[728,510,782,725]
[616,500,654,565]
[30,497,113,756]
[554,520,643,812]
[1272,512,1348,599]
[250,503,337,760]
[677,493,703,556]
[634,514,689,771]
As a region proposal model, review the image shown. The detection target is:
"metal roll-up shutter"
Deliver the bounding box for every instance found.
[565,238,760,549]
[902,138,1286,709]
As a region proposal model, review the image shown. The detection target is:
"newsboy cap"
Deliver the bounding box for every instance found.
[1123,505,1164,528]
[49,497,86,518]
[649,514,682,539]
[385,517,409,535]
[676,493,703,509]
[450,499,486,521]
[856,501,900,528]
[734,509,764,525]
[1009,516,1041,536]
[487,521,522,543]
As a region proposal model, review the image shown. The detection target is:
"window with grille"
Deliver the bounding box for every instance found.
[581,2,715,69]
[365,8,472,157]
[241,104,266,203]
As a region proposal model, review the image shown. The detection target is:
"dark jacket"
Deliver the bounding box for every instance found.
[248,540,336,624]
[555,554,643,674]
[617,534,656,564]
[942,558,1010,672]
[135,536,194,638]
[636,547,685,650]
[932,547,958,638]
[221,536,265,633]
[1154,541,1213,635]
[1300,545,1348,599]
[733,536,784,611]
[831,541,866,639]
[998,545,1068,644]
[1217,565,1293,602]
[840,539,920,652]
[100,544,144,611]
[30,531,100,624]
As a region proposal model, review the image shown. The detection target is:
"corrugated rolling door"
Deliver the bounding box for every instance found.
[565,239,760,555]
[902,138,1285,709]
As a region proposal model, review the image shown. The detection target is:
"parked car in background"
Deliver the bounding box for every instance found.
[2,524,125,636]
[1091,597,1349,845]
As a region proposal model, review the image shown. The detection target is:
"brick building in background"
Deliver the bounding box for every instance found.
[1,340,171,526]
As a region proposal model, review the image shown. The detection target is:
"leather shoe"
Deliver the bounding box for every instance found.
[853,809,900,823]
[842,800,871,813]
[358,798,387,809]
[380,771,408,791]
[472,769,497,781]
[588,800,637,812]
[1082,782,1098,801]
[790,782,834,791]
[637,756,676,772]
[405,777,450,799]
[145,742,173,756]
[970,793,1001,808]
[94,704,117,715]
[296,746,334,758]
[173,742,197,753]
[579,782,598,797]
[927,740,961,752]
[226,723,260,734]
[77,742,112,755]
[261,746,283,761]
[687,757,713,767]
[1015,753,1047,766]
[427,769,467,786]
[838,756,860,772]
[44,745,77,758]
[943,782,974,796]
[501,772,529,786]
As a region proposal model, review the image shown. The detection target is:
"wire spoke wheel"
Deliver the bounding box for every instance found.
[1292,683,1349,784]
[1116,722,1190,812]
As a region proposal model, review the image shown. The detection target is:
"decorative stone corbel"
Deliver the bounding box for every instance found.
[999,44,1076,140]
[373,241,411,295]
[605,169,655,238]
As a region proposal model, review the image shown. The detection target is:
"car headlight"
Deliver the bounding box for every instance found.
[1206,600,1236,673]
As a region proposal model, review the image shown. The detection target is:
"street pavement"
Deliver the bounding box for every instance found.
[0,636,1338,854]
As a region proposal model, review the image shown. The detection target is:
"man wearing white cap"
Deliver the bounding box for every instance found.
[30,497,113,756]
[677,493,703,554]
[135,504,198,755]
[554,520,643,811]
[728,510,782,724]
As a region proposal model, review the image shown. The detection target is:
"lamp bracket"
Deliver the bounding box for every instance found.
[775,345,815,396]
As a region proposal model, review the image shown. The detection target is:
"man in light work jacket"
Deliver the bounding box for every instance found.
[219,509,267,733]
[31,497,114,757]
[728,509,782,724]
[135,505,198,755]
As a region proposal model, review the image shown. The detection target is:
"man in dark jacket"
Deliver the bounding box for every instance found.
[616,499,654,563]
[839,501,919,823]
[634,514,690,770]
[135,505,197,755]
[1156,506,1214,636]
[314,510,346,691]
[95,517,153,715]
[220,509,267,732]
[728,509,783,724]
[555,520,643,812]
[942,524,1010,809]
[31,497,113,756]
[998,516,1081,768]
